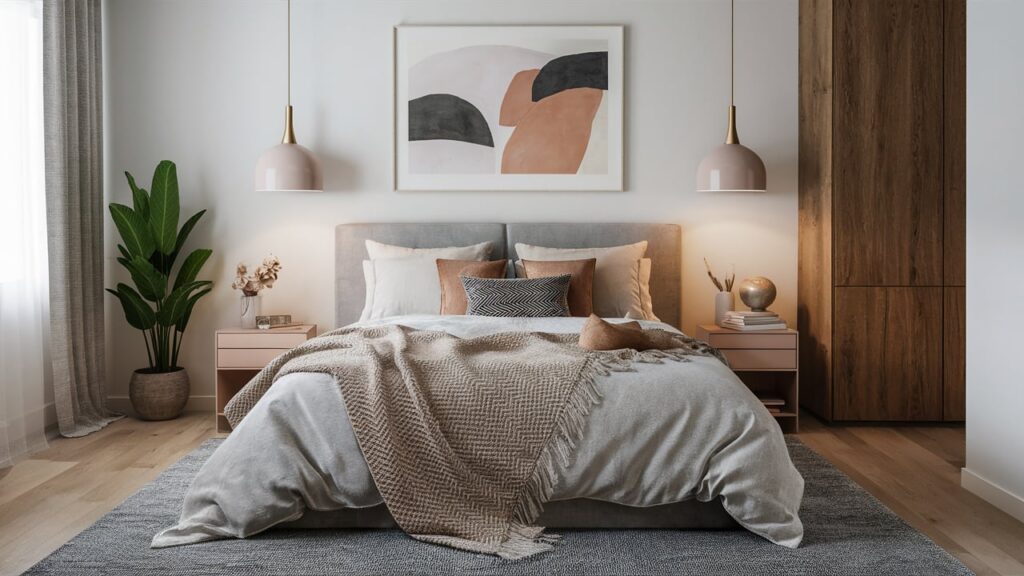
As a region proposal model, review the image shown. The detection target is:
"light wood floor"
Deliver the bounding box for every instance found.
[1,413,1022,575]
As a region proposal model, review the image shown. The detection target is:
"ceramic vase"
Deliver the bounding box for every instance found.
[715,292,735,327]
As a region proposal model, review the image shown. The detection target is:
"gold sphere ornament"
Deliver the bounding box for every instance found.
[738,277,777,312]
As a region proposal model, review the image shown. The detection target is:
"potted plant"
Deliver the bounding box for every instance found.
[106,160,213,421]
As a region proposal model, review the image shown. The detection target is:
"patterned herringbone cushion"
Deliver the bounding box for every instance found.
[461,274,571,317]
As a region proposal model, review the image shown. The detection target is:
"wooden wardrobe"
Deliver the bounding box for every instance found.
[798,0,965,422]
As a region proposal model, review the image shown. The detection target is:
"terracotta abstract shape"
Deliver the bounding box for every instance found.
[499,69,541,127]
[501,88,604,174]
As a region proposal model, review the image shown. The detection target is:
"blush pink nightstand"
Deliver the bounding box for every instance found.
[696,324,799,433]
[214,324,316,433]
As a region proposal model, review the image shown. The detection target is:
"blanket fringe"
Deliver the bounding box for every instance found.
[504,348,692,559]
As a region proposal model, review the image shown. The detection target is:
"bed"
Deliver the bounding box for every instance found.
[152,223,804,557]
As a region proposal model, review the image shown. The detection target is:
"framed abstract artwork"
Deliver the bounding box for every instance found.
[394,26,624,191]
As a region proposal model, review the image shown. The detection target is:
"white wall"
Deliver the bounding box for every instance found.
[961,0,1024,523]
[102,0,797,408]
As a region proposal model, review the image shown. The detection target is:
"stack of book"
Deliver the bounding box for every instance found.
[758,396,787,414]
[720,310,787,331]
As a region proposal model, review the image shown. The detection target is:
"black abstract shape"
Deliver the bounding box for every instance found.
[532,51,608,102]
[408,94,494,147]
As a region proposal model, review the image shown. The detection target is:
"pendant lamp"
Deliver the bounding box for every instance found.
[696,0,766,193]
[255,0,323,192]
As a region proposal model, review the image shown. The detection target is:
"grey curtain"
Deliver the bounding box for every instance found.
[43,0,120,437]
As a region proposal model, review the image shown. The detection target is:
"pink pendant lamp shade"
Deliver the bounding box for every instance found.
[254,0,323,192]
[254,106,323,192]
[696,142,766,192]
[696,108,766,192]
[696,0,767,193]
[254,141,323,192]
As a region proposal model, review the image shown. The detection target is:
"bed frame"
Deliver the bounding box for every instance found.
[336,222,683,328]
[315,222,736,531]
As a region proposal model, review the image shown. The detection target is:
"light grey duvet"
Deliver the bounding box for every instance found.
[153,315,804,549]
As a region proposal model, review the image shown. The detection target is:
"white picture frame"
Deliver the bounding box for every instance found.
[394,25,624,191]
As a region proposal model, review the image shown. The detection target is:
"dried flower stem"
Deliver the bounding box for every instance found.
[232,254,282,296]
[704,257,734,293]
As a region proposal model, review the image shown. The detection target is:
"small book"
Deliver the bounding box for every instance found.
[758,397,786,406]
[724,314,781,325]
[721,321,787,331]
[730,317,782,325]
[268,323,303,329]
[725,311,778,318]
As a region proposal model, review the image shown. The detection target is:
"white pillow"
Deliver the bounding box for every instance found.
[359,258,442,321]
[365,239,492,260]
[513,242,651,319]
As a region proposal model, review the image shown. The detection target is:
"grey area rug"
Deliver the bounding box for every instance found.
[27,438,971,576]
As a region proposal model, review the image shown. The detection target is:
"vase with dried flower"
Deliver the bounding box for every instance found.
[704,258,736,327]
[232,255,282,328]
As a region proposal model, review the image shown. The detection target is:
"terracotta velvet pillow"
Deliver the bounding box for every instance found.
[436,259,507,315]
[521,258,596,317]
[578,314,653,351]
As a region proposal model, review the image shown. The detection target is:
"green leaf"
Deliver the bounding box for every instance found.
[107,285,156,330]
[175,285,212,332]
[149,160,180,255]
[109,204,155,258]
[124,256,167,302]
[158,281,211,327]
[166,209,206,272]
[116,244,131,260]
[149,251,169,276]
[173,248,212,290]
[125,171,149,220]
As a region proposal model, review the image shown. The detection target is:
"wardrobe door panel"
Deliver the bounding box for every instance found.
[798,0,834,420]
[943,287,966,421]
[944,0,967,286]
[833,0,944,286]
[834,287,943,420]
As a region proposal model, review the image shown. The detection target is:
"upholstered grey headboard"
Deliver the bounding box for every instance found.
[336,223,682,329]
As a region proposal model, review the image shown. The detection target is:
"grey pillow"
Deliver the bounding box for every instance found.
[461,274,572,318]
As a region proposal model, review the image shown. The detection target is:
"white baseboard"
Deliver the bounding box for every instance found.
[962,467,1024,524]
[107,395,215,415]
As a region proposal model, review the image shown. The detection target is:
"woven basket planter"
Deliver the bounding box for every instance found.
[129,368,190,421]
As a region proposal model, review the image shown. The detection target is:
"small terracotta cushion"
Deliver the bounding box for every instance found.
[522,258,596,317]
[578,314,656,351]
[437,259,508,315]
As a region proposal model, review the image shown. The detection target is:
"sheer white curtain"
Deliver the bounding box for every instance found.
[0,0,50,468]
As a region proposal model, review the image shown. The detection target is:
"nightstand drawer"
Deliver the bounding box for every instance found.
[217,348,290,368]
[217,332,310,349]
[721,349,797,370]
[705,332,796,349]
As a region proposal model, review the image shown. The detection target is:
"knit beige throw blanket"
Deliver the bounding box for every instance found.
[224,324,718,559]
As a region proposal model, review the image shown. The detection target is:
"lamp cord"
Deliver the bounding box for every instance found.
[730,0,734,107]
[287,0,291,107]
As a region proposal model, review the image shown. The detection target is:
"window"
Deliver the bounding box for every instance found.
[0,0,49,468]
